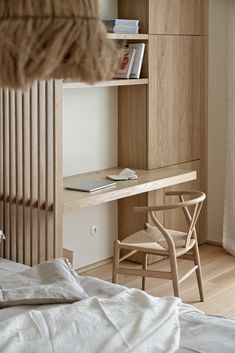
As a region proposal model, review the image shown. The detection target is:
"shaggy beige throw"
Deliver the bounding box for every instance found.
[0,0,117,88]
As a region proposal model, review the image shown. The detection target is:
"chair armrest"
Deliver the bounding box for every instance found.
[165,190,206,199]
[133,191,205,213]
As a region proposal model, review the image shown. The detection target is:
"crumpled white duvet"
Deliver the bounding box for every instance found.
[178,304,235,353]
[0,288,180,353]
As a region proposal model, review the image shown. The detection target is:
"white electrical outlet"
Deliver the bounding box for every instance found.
[90,225,98,236]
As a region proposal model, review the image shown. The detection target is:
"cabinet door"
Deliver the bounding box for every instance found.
[149,0,208,35]
[148,35,206,169]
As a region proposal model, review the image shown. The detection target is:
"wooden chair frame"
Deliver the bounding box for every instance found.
[112,190,206,301]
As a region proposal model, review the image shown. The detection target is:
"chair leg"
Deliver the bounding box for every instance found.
[193,243,204,302]
[169,252,180,297]
[142,253,148,290]
[112,241,120,284]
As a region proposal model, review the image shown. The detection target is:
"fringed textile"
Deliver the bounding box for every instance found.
[0,0,117,88]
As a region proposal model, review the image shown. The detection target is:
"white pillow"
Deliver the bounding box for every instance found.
[0,258,87,308]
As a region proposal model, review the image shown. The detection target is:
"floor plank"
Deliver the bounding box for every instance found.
[81,244,235,319]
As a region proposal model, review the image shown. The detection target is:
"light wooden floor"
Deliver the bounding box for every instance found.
[82,244,235,319]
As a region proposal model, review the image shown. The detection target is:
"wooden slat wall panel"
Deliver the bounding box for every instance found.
[0,80,63,265]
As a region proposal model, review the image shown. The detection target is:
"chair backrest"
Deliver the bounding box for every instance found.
[135,191,206,249]
[177,191,205,248]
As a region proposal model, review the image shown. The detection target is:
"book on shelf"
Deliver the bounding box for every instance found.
[103,19,140,27]
[103,18,140,34]
[106,26,139,34]
[114,48,136,79]
[123,43,146,79]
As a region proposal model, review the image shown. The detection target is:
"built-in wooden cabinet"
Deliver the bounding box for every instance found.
[118,0,208,246]
[0,0,208,266]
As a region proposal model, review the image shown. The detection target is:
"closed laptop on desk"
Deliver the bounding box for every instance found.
[65,179,116,192]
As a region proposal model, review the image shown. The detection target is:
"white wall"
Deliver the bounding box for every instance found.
[63,0,118,269]
[207,0,228,243]
[63,88,118,176]
[98,0,117,19]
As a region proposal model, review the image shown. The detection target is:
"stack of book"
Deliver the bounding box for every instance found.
[114,43,146,79]
[103,19,140,34]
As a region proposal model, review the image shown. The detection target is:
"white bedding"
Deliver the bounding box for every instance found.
[0,258,87,308]
[0,289,180,353]
[0,258,235,353]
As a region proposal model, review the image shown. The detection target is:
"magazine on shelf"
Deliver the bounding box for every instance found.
[103,19,140,27]
[124,43,146,79]
[114,48,136,79]
[106,26,139,34]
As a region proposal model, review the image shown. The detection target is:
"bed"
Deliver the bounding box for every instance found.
[0,257,235,353]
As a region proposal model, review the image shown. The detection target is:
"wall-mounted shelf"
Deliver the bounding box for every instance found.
[62,33,149,90]
[63,167,196,212]
[63,78,149,89]
[107,33,149,40]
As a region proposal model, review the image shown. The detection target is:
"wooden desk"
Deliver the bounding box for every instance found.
[63,166,196,213]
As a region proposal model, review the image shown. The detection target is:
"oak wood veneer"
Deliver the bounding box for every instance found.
[63,167,196,212]
[0,0,208,267]
[148,35,204,168]
[0,81,63,266]
[82,245,235,319]
[149,0,208,35]
[118,0,208,35]
[118,0,208,252]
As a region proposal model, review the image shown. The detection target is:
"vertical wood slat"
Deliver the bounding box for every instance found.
[0,89,3,257]
[23,90,31,265]
[16,91,24,264]
[9,91,17,262]
[38,81,46,263]
[3,89,10,259]
[53,81,63,259]
[0,80,63,265]
[30,82,39,266]
[46,81,54,260]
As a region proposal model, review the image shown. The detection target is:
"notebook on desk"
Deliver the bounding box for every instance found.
[65,179,116,192]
